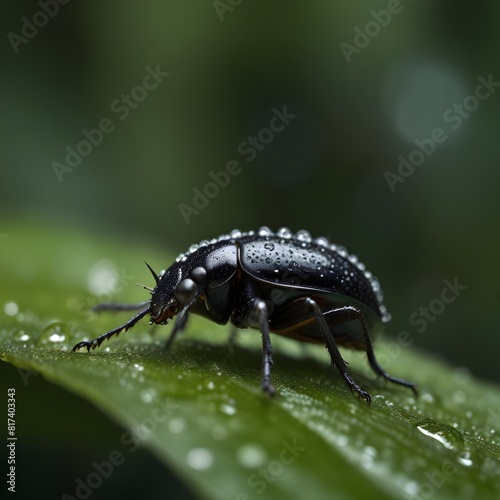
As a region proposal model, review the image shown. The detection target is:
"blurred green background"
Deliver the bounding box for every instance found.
[2,0,499,381]
[1,1,500,497]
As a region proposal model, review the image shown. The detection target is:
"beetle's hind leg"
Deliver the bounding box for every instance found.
[323,305,418,397]
[359,320,418,397]
[305,299,372,403]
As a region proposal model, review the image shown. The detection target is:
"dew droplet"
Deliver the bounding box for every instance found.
[186,448,214,470]
[12,328,31,342]
[360,445,377,469]
[416,419,464,451]
[421,392,435,403]
[211,425,228,441]
[404,481,420,497]
[168,417,186,434]
[87,259,119,295]
[139,388,157,404]
[236,444,267,468]
[36,321,70,347]
[220,403,237,416]
[452,390,466,404]
[457,450,473,467]
[4,301,19,317]
[417,426,454,449]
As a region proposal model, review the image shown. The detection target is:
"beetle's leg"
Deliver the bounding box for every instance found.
[226,325,238,353]
[244,299,275,396]
[325,306,418,397]
[305,299,372,403]
[72,305,151,352]
[164,279,205,350]
[164,304,190,350]
[356,313,418,397]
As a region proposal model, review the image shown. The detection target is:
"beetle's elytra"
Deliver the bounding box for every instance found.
[72,227,417,402]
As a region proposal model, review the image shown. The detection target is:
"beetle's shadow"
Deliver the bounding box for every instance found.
[159,334,382,395]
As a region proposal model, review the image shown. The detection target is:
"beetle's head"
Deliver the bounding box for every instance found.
[147,263,207,325]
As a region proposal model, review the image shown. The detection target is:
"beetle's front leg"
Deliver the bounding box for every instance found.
[240,298,275,397]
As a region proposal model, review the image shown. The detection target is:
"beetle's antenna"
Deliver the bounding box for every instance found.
[144,261,160,285]
[72,304,151,352]
[136,283,154,292]
[92,300,151,312]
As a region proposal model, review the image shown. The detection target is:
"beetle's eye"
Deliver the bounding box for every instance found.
[175,278,197,305]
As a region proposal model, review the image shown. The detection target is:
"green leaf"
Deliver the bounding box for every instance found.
[1,219,500,499]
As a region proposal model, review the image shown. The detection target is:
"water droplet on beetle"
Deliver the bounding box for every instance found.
[295,229,312,242]
[314,236,329,247]
[277,227,292,239]
[264,243,275,251]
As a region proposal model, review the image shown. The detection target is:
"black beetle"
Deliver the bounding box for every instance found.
[72,227,417,402]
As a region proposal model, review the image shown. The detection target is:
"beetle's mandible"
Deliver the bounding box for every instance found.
[72,226,417,402]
